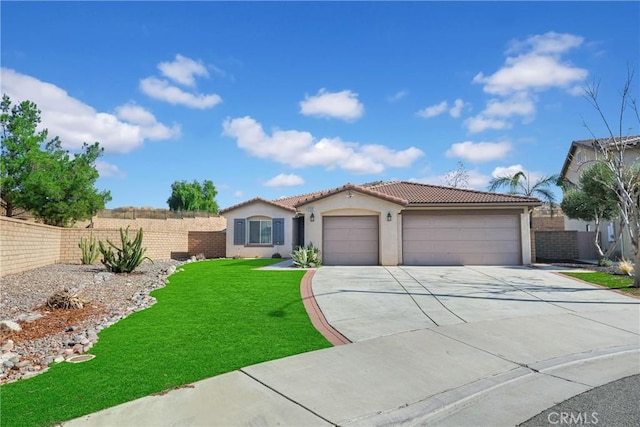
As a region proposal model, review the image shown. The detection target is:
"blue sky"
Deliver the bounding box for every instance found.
[2,1,638,210]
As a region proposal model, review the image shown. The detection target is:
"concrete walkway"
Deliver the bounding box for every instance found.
[65,266,640,426]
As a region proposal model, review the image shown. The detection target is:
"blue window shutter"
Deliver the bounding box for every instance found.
[273,218,285,245]
[234,219,246,245]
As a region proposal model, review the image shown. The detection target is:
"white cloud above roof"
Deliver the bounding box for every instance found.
[158,54,209,87]
[264,173,305,187]
[1,68,179,154]
[466,31,588,133]
[446,140,512,163]
[299,89,364,121]
[222,116,424,174]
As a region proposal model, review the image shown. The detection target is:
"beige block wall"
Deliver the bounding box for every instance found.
[1,218,222,277]
[87,216,226,232]
[0,217,62,276]
[60,229,189,264]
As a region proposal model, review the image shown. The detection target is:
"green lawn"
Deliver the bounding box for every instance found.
[562,272,640,297]
[0,259,332,427]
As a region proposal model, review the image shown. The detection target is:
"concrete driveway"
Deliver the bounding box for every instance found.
[312,265,640,341]
[66,265,640,427]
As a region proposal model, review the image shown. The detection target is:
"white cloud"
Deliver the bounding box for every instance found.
[417,101,448,118]
[464,116,511,133]
[449,99,465,118]
[1,68,177,154]
[507,31,584,56]
[140,77,222,109]
[467,32,588,134]
[473,32,587,96]
[115,103,181,139]
[158,54,209,87]
[388,90,408,102]
[222,116,424,174]
[233,190,245,198]
[483,94,536,119]
[417,99,466,119]
[299,89,364,121]
[446,141,511,163]
[96,161,126,178]
[491,164,545,183]
[264,173,305,187]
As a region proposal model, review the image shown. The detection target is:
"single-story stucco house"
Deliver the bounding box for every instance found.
[220,181,541,266]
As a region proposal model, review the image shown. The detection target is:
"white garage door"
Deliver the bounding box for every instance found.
[402,213,521,265]
[323,216,379,266]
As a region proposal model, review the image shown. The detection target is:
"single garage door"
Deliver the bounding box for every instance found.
[402,212,521,265]
[323,216,379,265]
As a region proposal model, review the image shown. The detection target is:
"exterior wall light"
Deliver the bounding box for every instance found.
[310,213,315,222]
[387,212,392,221]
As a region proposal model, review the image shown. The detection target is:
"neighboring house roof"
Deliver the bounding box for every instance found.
[560,134,640,178]
[221,181,541,215]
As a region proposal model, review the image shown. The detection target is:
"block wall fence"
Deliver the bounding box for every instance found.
[534,230,578,261]
[0,217,226,277]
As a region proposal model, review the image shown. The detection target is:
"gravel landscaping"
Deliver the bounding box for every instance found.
[0,259,183,384]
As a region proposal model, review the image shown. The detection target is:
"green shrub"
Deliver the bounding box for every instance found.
[291,244,321,268]
[598,257,613,267]
[98,227,152,273]
[78,233,99,264]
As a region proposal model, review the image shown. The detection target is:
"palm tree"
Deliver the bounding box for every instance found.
[488,171,559,215]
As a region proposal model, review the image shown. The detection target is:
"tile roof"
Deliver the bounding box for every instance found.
[366,181,541,205]
[219,197,297,214]
[221,181,541,214]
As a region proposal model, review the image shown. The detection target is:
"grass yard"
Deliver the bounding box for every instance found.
[562,272,640,297]
[0,259,332,427]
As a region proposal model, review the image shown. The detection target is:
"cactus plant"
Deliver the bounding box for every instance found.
[98,227,152,273]
[78,233,99,264]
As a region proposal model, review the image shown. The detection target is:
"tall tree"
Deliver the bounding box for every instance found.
[167,179,219,214]
[581,69,640,287]
[561,163,621,259]
[1,95,111,226]
[488,170,559,212]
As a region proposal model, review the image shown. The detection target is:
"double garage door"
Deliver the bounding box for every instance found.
[321,212,521,266]
[402,212,521,265]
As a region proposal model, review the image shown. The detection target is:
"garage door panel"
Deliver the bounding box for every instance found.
[323,216,378,266]
[402,214,521,266]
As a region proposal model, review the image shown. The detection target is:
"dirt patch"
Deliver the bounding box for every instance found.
[0,305,107,346]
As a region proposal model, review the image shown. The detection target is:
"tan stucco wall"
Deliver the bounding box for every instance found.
[299,192,404,266]
[223,203,295,259]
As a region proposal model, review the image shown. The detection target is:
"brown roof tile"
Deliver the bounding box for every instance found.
[219,197,297,214]
[367,181,541,205]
